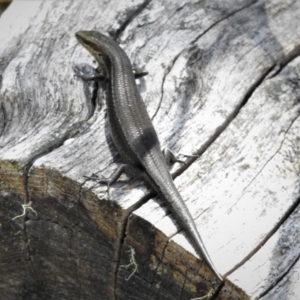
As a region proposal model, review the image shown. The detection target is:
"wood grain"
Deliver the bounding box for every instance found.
[0,0,299,299]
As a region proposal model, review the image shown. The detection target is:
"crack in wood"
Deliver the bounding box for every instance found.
[113,190,156,299]
[222,107,300,280]
[180,270,188,300]
[255,219,300,299]
[189,0,259,47]
[224,192,300,280]
[145,231,174,297]
[113,0,152,41]
[267,44,300,79]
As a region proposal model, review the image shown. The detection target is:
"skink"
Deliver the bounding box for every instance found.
[75,31,224,298]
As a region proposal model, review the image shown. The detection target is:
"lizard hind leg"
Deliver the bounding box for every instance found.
[162,148,201,166]
[83,164,147,200]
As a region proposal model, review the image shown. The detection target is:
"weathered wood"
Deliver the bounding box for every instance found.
[0,0,299,299]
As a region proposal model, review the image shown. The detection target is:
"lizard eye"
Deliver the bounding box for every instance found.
[84,40,94,48]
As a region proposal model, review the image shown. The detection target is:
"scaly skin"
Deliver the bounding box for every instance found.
[75,31,224,298]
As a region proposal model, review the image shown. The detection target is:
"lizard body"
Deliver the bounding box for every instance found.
[75,31,223,297]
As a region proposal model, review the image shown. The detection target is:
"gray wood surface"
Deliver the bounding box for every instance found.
[0,0,299,299]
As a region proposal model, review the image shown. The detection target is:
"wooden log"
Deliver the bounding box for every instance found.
[0,0,299,299]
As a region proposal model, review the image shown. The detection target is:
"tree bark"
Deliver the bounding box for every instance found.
[1,0,300,299]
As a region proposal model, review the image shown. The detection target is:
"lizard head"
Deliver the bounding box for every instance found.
[75,31,114,69]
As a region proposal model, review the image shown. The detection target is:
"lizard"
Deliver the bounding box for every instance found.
[75,30,224,299]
